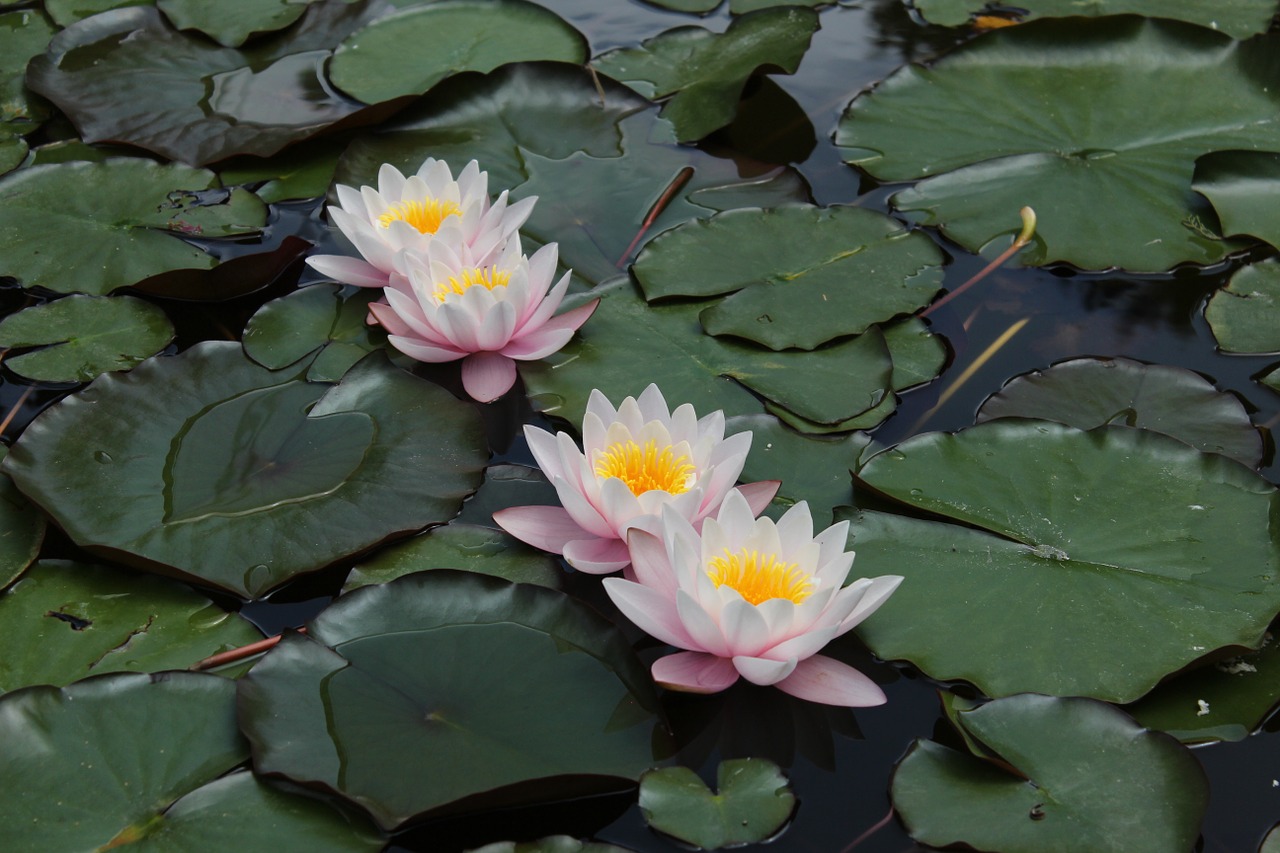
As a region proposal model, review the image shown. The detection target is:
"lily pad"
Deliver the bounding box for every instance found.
[520,278,894,430]
[836,17,1280,271]
[3,343,488,598]
[0,447,44,590]
[218,134,350,204]
[0,294,175,382]
[638,0,721,12]
[0,671,382,851]
[43,0,150,27]
[848,420,1280,702]
[0,9,54,136]
[26,2,388,165]
[1205,259,1280,354]
[732,0,830,11]
[239,571,661,829]
[892,694,1209,853]
[242,284,387,383]
[1128,637,1280,744]
[343,523,562,592]
[0,159,265,295]
[455,463,561,528]
[330,0,587,105]
[975,356,1262,467]
[639,759,795,848]
[633,205,944,350]
[468,839,632,853]
[1195,150,1280,252]
[593,7,819,142]
[0,559,261,693]
[910,0,1278,37]
[157,0,324,48]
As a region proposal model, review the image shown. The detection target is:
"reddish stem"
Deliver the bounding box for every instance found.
[191,627,306,671]
[617,166,695,267]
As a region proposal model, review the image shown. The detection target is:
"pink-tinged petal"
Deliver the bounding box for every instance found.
[652,652,739,694]
[833,575,904,636]
[551,476,615,539]
[492,505,590,554]
[563,537,632,574]
[387,335,466,363]
[761,623,837,663]
[523,425,566,481]
[603,578,698,648]
[774,655,886,707]
[719,598,772,658]
[676,589,730,657]
[518,268,569,329]
[475,301,518,350]
[732,655,798,686]
[503,326,575,361]
[626,528,678,600]
[775,501,816,554]
[435,303,482,351]
[461,352,517,402]
[735,481,781,518]
[586,387,620,425]
[597,476,645,533]
[305,254,388,288]
[367,301,412,336]
[508,300,598,358]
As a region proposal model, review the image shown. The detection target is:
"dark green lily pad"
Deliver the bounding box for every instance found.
[333,63,808,285]
[892,694,1209,853]
[1205,259,1280,354]
[848,420,1280,702]
[343,523,562,592]
[0,559,261,693]
[242,284,386,383]
[633,205,944,350]
[0,672,382,851]
[976,357,1262,467]
[330,0,587,105]
[0,137,23,177]
[732,0,830,10]
[521,278,893,430]
[26,2,386,165]
[0,294,175,382]
[911,0,1278,37]
[0,447,44,590]
[0,159,265,295]
[639,759,795,848]
[157,0,324,47]
[1194,151,1280,251]
[1128,637,1280,744]
[455,463,561,528]
[593,7,819,142]
[468,839,632,853]
[239,571,661,829]
[638,0,721,12]
[218,134,350,203]
[0,9,54,136]
[43,0,150,27]
[1264,823,1280,853]
[836,17,1280,271]
[3,343,488,598]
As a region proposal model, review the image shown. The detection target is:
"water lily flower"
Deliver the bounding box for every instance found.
[602,491,902,707]
[493,385,780,574]
[306,158,535,288]
[368,234,596,403]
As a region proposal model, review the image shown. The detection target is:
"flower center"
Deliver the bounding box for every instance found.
[593,439,694,496]
[434,266,512,302]
[378,198,462,234]
[706,549,813,606]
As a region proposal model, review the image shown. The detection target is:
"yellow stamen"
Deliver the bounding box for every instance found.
[378,198,462,234]
[707,549,813,606]
[594,439,694,496]
[434,266,512,302]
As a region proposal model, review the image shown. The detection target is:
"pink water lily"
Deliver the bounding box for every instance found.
[306,158,535,288]
[368,235,596,403]
[494,385,779,574]
[602,490,902,706]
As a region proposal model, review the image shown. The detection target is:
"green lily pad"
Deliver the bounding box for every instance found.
[0,559,261,694]
[0,447,44,590]
[638,0,721,12]
[593,7,819,142]
[343,523,562,592]
[847,420,1280,702]
[1264,823,1280,853]
[239,571,661,829]
[0,159,265,295]
[520,278,893,429]
[468,839,632,853]
[157,0,324,47]
[911,0,1278,37]
[455,463,561,528]
[0,9,54,135]
[1128,637,1280,744]
[976,357,1262,467]
[26,2,387,165]
[242,284,387,383]
[0,137,24,177]
[639,759,795,848]
[3,343,488,598]
[836,17,1280,271]
[892,694,1209,853]
[0,294,175,382]
[333,63,808,285]
[731,0,829,10]
[1195,150,1280,251]
[1205,259,1280,354]
[44,0,150,27]
[0,672,382,851]
[633,205,944,350]
[218,134,350,203]
[330,0,587,105]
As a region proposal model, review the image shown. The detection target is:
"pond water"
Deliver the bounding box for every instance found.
[4,0,1280,851]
